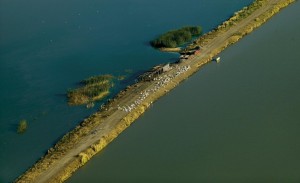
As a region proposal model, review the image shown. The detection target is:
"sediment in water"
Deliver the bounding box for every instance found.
[15,0,295,182]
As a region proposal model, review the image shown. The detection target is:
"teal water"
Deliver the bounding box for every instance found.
[67,2,300,183]
[0,0,254,182]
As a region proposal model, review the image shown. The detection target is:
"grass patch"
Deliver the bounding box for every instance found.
[17,119,27,134]
[67,75,114,105]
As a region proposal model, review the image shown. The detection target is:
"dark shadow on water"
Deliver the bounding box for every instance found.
[119,70,145,85]
[142,41,151,47]
[169,57,179,63]
[9,124,18,133]
[55,93,67,98]
[55,93,68,104]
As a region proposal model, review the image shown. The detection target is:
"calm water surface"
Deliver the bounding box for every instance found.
[0,0,253,182]
[68,2,300,183]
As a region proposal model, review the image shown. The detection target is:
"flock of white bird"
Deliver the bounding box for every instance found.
[118,65,191,113]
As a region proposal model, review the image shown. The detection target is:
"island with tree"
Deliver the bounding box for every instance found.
[150,26,202,51]
[67,75,114,106]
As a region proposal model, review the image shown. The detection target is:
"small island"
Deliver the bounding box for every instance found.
[67,75,114,106]
[150,26,202,49]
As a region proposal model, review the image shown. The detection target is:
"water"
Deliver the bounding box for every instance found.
[67,2,300,183]
[0,0,254,182]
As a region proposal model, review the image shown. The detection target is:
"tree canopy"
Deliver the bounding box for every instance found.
[151,26,202,48]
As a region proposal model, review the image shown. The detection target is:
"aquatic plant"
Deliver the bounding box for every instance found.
[151,26,202,48]
[17,119,27,134]
[67,74,114,105]
[117,75,126,81]
[81,75,113,85]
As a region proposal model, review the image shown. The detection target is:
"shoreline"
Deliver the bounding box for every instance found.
[158,47,181,52]
[15,0,295,182]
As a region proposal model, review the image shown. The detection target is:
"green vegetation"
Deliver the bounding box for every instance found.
[17,119,27,134]
[151,26,202,48]
[117,75,126,81]
[81,75,113,85]
[67,75,114,105]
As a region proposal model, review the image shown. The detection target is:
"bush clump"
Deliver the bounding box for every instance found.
[151,26,202,48]
[17,119,27,134]
[67,75,114,105]
[81,75,113,85]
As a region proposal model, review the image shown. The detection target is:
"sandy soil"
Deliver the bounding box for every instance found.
[15,0,295,182]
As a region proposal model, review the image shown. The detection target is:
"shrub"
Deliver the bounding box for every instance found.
[17,119,27,134]
[151,26,202,48]
[81,75,113,85]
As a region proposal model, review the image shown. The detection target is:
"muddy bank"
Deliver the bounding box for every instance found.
[159,47,181,52]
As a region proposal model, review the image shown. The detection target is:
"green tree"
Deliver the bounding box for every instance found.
[151,26,202,48]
